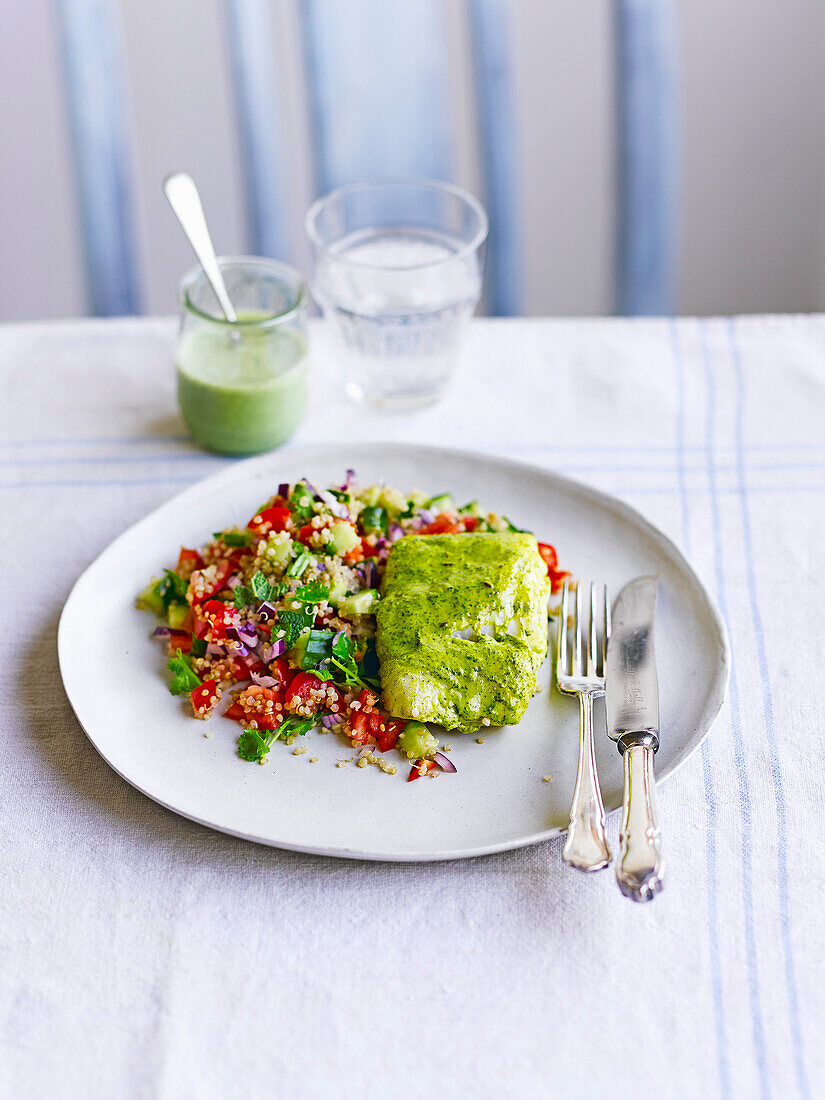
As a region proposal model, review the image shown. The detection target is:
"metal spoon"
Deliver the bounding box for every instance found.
[163,172,237,322]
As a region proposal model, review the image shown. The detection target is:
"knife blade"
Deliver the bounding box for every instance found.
[606,576,664,901]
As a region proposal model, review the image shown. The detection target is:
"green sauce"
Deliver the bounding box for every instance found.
[176,317,308,455]
[376,532,550,733]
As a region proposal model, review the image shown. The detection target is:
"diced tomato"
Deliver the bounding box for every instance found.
[356,688,379,710]
[420,513,462,536]
[235,685,284,730]
[191,678,221,719]
[375,717,406,753]
[270,657,296,690]
[297,523,315,545]
[349,711,373,744]
[187,560,232,605]
[176,547,204,577]
[223,700,246,721]
[537,542,570,594]
[360,538,378,559]
[199,598,238,642]
[462,516,479,532]
[227,653,267,682]
[247,505,291,536]
[226,546,254,570]
[537,543,559,570]
[407,759,438,782]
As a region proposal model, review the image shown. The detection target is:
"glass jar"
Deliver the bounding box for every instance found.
[176,256,308,455]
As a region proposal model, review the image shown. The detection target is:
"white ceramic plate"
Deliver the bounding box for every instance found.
[59,443,729,861]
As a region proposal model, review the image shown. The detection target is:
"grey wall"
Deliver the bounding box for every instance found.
[0,0,823,321]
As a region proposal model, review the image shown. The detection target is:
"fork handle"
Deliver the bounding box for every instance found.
[617,741,665,901]
[562,692,611,872]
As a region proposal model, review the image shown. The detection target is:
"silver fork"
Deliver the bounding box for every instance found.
[556,579,611,872]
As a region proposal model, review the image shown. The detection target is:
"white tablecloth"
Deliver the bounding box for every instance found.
[1,316,822,1100]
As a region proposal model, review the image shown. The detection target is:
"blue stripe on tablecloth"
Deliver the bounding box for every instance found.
[4,453,825,476]
[3,436,825,454]
[700,320,770,1100]
[670,319,731,1099]
[727,319,810,1100]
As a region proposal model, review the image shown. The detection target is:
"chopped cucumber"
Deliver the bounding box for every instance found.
[327,520,360,557]
[458,500,483,517]
[378,486,407,513]
[136,579,165,617]
[338,589,380,616]
[288,628,311,667]
[426,493,454,514]
[262,532,293,571]
[398,721,439,760]
[167,602,189,629]
[327,578,350,605]
[301,629,334,669]
[360,506,388,535]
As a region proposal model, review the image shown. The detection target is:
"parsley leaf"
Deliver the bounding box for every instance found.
[238,727,269,762]
[289,483,315,522]
[190,636,207,658]
[167,649,201,695]
[155,569,188,611]
[237,716,316,763]
[214,529,252,547]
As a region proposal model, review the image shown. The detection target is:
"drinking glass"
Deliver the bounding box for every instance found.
[306,179,488,409]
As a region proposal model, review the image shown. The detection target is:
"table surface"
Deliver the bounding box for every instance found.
[1,315,823,1100]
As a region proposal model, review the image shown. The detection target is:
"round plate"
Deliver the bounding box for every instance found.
[58,443,729,861]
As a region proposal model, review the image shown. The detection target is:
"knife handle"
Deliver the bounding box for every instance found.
[617,742,664,901]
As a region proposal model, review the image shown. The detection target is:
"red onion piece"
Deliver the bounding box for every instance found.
[387,523,405,542]
[226,624,258,647]
[321,713,344,728]
[417,509,435,525]
[278,482,290,498]
[258,637,286,663]
[152,627,188,640]
[251,671,280,688]
[206,642,227,657]
[257,601,277,623]
[363,560,378,588]
[433,751,457,773]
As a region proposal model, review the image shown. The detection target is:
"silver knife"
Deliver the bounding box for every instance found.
[605,576,665,901]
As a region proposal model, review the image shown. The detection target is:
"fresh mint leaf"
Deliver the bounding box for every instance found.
[234,585,253,610]
[251,571,272,600]
[167,649,201,695]
[275,609,306,648]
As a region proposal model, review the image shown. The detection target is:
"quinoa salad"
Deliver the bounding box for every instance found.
[137,472,569,780]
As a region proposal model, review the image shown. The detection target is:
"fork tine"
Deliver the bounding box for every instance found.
[588,581,598,676]
[573,581,583,675]
[602,584,611,676]
[557,577,571,676]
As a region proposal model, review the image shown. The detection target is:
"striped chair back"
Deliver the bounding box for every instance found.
[56,0,677,319]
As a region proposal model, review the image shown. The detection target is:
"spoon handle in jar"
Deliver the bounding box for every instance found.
[163,173,238,323]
